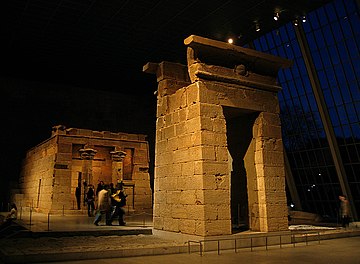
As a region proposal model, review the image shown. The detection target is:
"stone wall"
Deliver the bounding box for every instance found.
[18,137,57,210]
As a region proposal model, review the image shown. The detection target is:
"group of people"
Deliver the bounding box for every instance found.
[89,180,127,226]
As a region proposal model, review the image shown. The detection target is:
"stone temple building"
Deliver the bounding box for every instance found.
[15,125,152,214]
[144,35,292,237]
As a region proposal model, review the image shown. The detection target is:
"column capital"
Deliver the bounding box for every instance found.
[79,148,97,160]
[110,150,127,162]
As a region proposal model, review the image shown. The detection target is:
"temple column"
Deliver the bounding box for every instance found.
[110,150,127,185]
[79,146,97,186]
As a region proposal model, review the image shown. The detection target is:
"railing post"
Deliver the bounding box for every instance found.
[217,240,220,255]
[235,239,237,253]
[200,241,203,256]
[251,237,253,252]
[293,233,296,247]
[29,206,32,231]
[47,213,50,231]
[265,236,268,250]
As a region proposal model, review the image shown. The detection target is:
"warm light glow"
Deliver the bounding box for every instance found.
[227,38,234,44]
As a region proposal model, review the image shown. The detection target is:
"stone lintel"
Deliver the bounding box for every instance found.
[184,35,292,74]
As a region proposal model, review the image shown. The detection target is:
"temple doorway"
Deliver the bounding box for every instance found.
[223,106,259,232]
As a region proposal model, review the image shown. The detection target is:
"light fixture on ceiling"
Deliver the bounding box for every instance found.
[255,22,261,32]
[273,12,280,21]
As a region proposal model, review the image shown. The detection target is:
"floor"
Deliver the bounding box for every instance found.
[34,236,360,264]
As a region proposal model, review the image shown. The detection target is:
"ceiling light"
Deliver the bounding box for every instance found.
[274,12,280,21]
[227,38,234,44]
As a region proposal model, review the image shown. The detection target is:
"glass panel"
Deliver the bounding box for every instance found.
[252,0,360,220]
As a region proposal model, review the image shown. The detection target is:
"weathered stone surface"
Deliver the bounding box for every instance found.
[146,35,291,236]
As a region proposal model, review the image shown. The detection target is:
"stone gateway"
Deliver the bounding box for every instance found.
[144,35,292,236]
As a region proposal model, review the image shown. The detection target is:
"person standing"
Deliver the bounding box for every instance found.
[86,185,95,217]
[110,181,127,226]
[96,181,105,196]
[75,186,81,210]
[94,184,111,226]
[339,195,350,228]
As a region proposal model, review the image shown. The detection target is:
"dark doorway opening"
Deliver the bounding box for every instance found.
[223,106,259,233]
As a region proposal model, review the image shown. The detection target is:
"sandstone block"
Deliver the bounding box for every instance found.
[163,217,179,232]
[187,103,201,120]
[179,219,196,234]
[186,83,200,105]
[198,82,219,104]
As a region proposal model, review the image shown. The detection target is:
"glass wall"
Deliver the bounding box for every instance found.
[252,0,360,220]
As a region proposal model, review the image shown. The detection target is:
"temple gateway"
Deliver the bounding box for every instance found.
[144,35,292,236]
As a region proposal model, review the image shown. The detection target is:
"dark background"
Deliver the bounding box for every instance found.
[1,0,332,206]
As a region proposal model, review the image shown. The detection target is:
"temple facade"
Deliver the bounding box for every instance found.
[15,125,152,214]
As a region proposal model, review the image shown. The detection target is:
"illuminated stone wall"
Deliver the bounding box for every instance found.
[17,126,152,214]
[145,35,291,236]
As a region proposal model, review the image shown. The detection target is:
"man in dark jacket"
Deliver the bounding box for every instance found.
[109,182,127,226]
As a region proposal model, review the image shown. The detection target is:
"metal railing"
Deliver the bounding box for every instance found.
[188,231,321,256]
[6,204,153,232]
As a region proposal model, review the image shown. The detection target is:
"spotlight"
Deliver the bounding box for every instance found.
[255,23,261,32]
[302,16,306,23]
[293,19,299,26]
[273,12,279,21]
[227,38,234,44]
